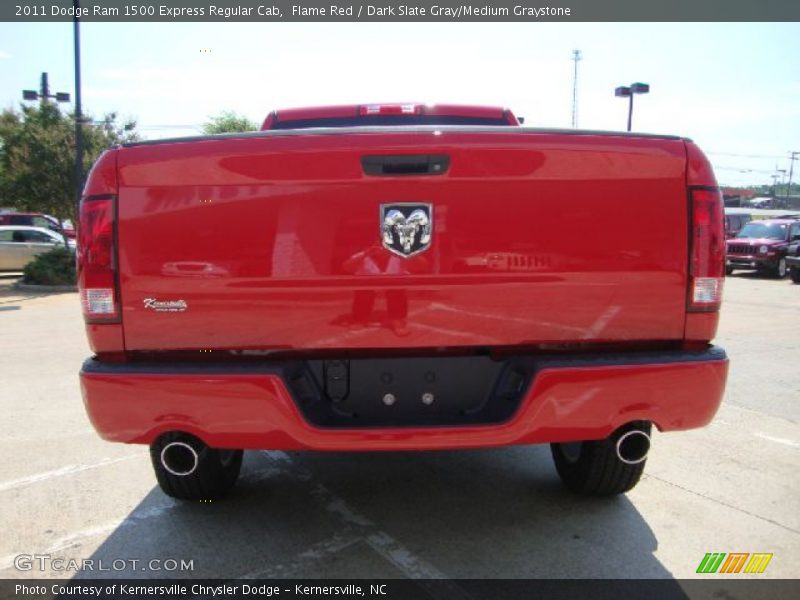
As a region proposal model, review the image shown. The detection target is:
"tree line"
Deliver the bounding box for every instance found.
[0,104,256,228]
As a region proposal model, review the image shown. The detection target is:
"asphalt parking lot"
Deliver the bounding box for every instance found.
[1,272,798,583]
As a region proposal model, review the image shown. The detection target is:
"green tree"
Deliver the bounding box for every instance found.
[201,110,258,134]
[0,101,138,231]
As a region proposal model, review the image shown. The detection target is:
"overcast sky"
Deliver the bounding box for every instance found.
[1,21,798,186]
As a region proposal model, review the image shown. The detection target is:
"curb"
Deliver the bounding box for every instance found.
[13,282,78,293]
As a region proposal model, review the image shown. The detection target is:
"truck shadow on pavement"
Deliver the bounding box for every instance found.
[78,445,676,580]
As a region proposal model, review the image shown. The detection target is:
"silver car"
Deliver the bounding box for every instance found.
[0,225,76,271]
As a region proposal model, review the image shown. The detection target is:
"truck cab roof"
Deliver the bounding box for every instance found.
[261,103,520,130]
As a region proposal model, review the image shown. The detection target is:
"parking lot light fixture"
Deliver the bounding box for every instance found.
[22,72,70,105]
[615,82,650,131]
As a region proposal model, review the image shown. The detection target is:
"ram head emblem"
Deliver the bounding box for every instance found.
[380,204,433,257]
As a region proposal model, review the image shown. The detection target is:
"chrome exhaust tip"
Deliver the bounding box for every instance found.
[160,441,199,476]
[615,429,651,465]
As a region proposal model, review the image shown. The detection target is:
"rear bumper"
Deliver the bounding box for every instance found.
[79,347,728,451]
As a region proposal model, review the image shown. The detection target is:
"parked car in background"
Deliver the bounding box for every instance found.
[724,211,752,239]
[0,226,75,271]
[726,219,800,277]
[0,212,76,239]
[786,242,800,284]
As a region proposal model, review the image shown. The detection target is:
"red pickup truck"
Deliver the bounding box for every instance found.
[78,103,728,500]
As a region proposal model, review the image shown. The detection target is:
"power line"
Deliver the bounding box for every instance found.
[713,165,776,174]
[706,151,787,159]
[137,124,204,129]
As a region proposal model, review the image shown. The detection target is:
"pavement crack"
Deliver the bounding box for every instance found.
[645,474,800,535]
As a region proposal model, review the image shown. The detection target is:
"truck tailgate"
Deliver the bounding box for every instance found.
[116,129,689,351]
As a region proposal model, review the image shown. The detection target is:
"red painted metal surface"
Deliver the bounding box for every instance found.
[685,141,718,188]
[84,323,125,355]
[684,312,720,343]
[77,123,729,453]
[113,130,695,352]
[80,356,728,450]
[82,148,118,197]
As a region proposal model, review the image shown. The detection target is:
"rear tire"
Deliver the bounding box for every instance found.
[725,265,734,276]
[790,268,800,284]
[550,421,651,496]
[150,432,243,500]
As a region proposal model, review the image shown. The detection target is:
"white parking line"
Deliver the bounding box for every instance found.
[0,501,176,571]
[258,452,474,598]
[260,450,293,463]
[0,454,144,493]
[0,463,282,574]
[365,531,449,579]
[240,535,362,579]
[4,429,97,442]
[755,432,799,448]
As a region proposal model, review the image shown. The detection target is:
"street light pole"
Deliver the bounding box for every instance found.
[627,94,633,132]
[41,72,50,101]
[615,82,650,132]
[571,49,582,128]
[73,0,84,211]
[21,73,71,248]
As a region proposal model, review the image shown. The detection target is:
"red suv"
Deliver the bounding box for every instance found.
[0,213,75,239]
[726,219,800,277]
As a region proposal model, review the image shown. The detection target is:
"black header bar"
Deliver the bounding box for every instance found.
[2,0,799,22]
[4,579,800,600]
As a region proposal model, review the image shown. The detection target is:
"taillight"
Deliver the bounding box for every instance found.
[688,187,725,311]
[360,104,421,116]
[78,195,119,322]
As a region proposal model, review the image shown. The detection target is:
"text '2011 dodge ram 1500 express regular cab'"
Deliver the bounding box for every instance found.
[78,103,729,500]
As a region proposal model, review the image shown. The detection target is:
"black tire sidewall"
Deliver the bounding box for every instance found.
[550,421,651,496]
[150,433,243,500]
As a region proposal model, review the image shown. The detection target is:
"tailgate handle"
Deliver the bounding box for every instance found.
[361,154,450,176]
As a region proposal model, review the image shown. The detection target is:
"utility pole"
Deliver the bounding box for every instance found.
[787,151,799,200]
[571,49,582,128]
[775,169,787,207]
[73,0,85,211]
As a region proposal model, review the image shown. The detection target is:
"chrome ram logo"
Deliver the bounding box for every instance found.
[380,203,433,257]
